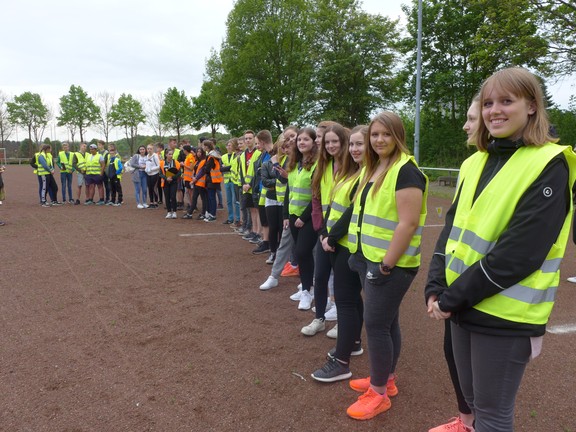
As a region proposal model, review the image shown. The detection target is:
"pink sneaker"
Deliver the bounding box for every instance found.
[429,417,475,432]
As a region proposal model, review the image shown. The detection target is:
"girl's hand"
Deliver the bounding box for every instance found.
[429,299,451,320]
[294,218,304,228]
[274,165,288,178]
[321,237,335,252]
[283,219,290,230]
[166,177,172,182]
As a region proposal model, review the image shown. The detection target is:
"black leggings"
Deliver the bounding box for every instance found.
[163,181,178,212]
[265,205,283,253]
[331,244,363,363]
[289,214,316,292]
[147,173,160,203]
[191,186,207,216]
[313,242,331,319]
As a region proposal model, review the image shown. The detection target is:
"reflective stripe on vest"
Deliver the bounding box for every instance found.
[58,151,73,173]
[242,149,261,193]
[195,160,207,188]
[319,159,334,217]
[326,175,359,247]
[221,153,234,182]
[348,154,428,266]
[445,144,576,325]
[183,154,196,182]
[209,157,223,183]
[75,152,86,171]
[85,153,102,175]
[37,152,53,176]
[288,161,317,216]
[275,156,288,203]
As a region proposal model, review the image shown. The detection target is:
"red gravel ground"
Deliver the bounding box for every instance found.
[1,165,575,431]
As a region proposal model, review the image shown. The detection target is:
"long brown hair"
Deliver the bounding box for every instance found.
[312,123,351,197]
[355,112,410,199]
[287,127,318,172]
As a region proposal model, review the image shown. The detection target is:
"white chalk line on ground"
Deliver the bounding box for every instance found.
[547,324,576,334]
[179,232,238,237]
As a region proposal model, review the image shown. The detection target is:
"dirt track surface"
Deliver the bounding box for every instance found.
[1,165,575,431]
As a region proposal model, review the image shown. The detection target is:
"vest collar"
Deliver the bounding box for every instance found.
[487,138,525,156]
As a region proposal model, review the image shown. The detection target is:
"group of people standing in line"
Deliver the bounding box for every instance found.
[19,66,576,431]
[231,67,575,432]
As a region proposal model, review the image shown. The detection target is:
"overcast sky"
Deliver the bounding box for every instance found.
[1,0,573,141]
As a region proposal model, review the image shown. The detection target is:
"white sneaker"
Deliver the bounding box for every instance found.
[290,286,302,301]
[171,212,178,219]
[298,290,313,310]
[326,324,338,339]
[567,276,576,283]
[142,203,149,208]
[165,212,172,219]
[325,305,337,321]
[312,299,334,313]
[297,283,302,290]
[259,276,279,291]
[301,318,325,336]
[137,204,144,209]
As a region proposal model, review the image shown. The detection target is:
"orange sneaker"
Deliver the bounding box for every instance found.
[346,387,391,420]
[429,417,475,432]
[349,376,398,397]
[281,263,299,277]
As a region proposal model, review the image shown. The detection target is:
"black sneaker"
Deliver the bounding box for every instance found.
[265,253,276,264]
[222,220,233,225]
[182,213,194,219]
[252,242,270,255]
[74,199,80,205]
[242,232,257,241]
[249,235,262,244]
[327,342,363,359]
[311,357,352,383]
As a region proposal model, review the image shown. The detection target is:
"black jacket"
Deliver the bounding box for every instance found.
[425,138,570,337]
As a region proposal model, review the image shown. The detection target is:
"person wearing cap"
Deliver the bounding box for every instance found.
[84,144,105,205]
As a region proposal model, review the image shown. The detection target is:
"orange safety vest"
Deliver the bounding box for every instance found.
[208,156,223,184]
[159,159,181,187]
[195,159,207,188]
[183,153,197,182]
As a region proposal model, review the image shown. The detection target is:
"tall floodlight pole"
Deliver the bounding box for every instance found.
[414,0,423,163]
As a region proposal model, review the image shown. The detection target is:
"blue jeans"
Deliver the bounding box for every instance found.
[133,181,146,205]
[225,182,240,222]
[135,171,148,204]
[60,172,73,201]
[207,188,217,217]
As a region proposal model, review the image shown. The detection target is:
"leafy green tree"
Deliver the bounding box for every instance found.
[310,0,401,125]
[159,87,194,143]
[7,92,50,156]
[191,81,221,138]
[0,91,15,146]
[212,0,316,133]
[530,0,576,75]
[400,0,549,166]
[57,85,101,143]
[109,94,146,154]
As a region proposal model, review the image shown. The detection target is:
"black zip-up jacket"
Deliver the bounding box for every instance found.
[425,138,570,337]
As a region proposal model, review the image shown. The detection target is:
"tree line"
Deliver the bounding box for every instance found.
[1,0,575,167]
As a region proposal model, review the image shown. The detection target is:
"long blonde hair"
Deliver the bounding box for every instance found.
[355,112,410,199]
[312,123,351,197]
[472,67,558,150]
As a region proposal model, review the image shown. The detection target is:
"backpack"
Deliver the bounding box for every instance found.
[29,154,37,169]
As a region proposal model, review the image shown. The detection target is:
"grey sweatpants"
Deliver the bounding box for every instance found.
[271,226,294,279]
